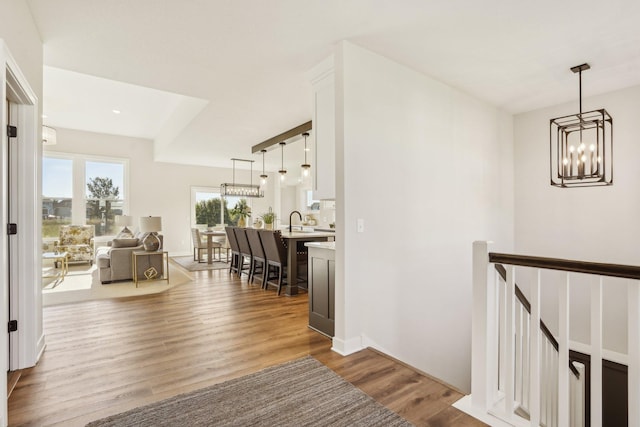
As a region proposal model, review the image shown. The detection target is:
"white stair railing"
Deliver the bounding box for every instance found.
[467,241,640,427]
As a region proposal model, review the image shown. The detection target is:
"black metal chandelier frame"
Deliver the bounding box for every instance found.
[550,63,613,188]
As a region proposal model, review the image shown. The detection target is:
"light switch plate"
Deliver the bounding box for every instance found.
[357,218,364,233]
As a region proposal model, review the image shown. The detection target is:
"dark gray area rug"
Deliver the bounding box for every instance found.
[86,356,412,427]
[171,255,229,272]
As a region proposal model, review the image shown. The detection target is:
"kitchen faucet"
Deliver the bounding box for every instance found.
[289,210,302,233]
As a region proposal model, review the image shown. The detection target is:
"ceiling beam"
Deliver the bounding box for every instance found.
[251,121,312,153]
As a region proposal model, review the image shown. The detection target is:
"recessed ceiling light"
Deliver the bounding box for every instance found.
[112,109,121,114]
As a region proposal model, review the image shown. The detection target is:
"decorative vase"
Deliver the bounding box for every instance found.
[143,232,161,251]
[238,217,246,228]
[265,223,273,230]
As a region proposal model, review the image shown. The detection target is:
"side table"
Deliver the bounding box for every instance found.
[42,251,69,287]
[132,250,169,287]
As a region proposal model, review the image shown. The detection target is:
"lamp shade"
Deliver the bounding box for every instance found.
[115,215,133,227]
[139,216,162,233]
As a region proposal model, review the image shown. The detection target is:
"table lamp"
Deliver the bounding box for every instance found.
[139,216,162,251]
[115,215,133,235]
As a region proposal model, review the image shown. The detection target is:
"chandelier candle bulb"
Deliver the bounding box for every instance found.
[569,146,575,176]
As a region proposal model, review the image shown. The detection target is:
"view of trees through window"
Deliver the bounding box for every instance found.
[193,190,244,226]
[42,155,127,238]
[86,176,123,236]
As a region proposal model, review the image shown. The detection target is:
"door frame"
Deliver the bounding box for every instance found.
[0,39,42,427]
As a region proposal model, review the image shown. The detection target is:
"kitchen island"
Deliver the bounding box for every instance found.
[305,241,335,337]
[280,231,334,296]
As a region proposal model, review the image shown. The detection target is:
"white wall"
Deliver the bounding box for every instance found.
[0,2,43,98]
[335,42,514,392]
[514,84,640,355]
[46,128,276,254]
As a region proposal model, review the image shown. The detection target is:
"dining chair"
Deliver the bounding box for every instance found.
[225,226,241,276]
[191,228,208,262]
[233,227,252,279]
[245,228,266,286]
[259,230,309,295]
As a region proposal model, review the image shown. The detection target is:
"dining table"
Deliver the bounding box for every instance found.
[200,230,227,264]
[279,230,335,296]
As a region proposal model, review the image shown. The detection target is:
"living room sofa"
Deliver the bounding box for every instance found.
[96,234,164,284]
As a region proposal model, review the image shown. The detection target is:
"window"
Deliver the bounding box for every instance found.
[42,157,73,238]
[191,187,247,227]
[85,161,125,236]
[42,153,128,238]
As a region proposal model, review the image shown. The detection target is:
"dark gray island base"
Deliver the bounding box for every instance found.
[305,241,335,337]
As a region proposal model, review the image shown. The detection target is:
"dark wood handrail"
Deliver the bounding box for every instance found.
[490,253,640,280]
[495,264,580,378]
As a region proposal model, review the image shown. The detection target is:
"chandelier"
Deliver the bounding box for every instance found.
[550,63,613,187]
[221,158,264,197]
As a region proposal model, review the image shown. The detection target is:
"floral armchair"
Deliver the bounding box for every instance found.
[54,225,95,265]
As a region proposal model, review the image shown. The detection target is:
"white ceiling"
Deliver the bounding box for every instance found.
[28,0,640,180]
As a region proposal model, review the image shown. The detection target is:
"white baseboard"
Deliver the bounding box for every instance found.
[331,336,363,355]
[35,333,46,364]
[453,396,518,427]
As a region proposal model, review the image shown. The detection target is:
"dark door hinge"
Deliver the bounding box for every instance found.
[7,125,17,138]
[7,223,17,235]
[8,320,17,333]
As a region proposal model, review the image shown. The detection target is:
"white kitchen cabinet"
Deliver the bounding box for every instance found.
[309,56,335,200]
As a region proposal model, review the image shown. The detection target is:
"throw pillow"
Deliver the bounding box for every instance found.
[116,230,134,239]
[112,238,139,248]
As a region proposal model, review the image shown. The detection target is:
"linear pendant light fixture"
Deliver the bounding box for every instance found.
[300,132,311,178]
[221,158,264,197]
[550,63,613,187]
[278,142,287,181]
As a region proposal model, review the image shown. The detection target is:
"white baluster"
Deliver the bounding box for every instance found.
[499,275,507,394]
[493,271,501,402]
[523,311,530,411]
[628,281,640,427]
[551,344,556,426]
[516,301,523,406]
[558,273,570,427]
[529,270,541,426]
[591,278,603,427]
[505,266,516,418]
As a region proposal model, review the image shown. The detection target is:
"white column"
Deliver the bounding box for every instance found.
[529,270,542,426]
[628,281,640,427]
[558,273,570,427]
[590,278,603,427]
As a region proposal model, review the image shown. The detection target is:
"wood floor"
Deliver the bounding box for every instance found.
[8,266,486,427]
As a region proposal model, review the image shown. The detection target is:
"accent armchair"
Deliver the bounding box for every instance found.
[54,225,95,266]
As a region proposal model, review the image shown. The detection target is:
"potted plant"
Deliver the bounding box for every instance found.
[260,207,277,230]
[230,199,251,227]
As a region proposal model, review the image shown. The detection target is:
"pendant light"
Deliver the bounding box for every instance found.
[260,149,268,185]
[550,63,613,187]
[278,142,287,181]
[300,132,311,178]
[221,158,263,197]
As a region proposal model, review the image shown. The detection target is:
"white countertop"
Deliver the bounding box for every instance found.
[279,230,336,239]
[304,241,336,250]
